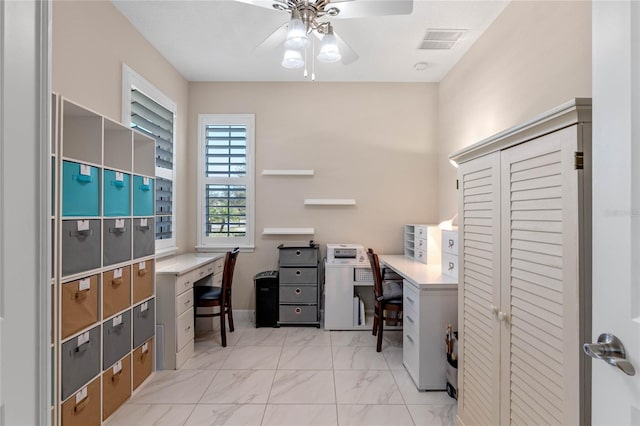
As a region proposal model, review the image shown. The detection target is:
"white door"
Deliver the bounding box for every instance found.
[591,1,640,424]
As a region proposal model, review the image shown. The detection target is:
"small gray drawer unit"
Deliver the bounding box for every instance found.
[133,298,155,348]
[277,243,320,327]
[103,309,132,369]
[61,324,101,400]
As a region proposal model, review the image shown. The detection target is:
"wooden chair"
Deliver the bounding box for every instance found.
[194,247,239,347]
[367,248,403,352]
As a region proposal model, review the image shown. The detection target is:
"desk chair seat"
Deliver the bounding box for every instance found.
[194,248,239,347]
[367,248,403,352]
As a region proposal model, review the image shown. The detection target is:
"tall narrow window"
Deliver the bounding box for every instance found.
[123,65,177,254]
[197,114,255,249]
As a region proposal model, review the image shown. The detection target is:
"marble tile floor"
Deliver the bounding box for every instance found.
[105,324,457,426]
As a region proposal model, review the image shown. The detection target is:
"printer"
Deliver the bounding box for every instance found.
[326,244,367,265]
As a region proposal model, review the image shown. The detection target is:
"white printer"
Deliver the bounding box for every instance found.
[326,243,367,265]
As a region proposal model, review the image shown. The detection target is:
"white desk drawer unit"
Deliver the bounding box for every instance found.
[156,253,224,369]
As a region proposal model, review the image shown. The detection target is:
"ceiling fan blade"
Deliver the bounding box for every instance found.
[328,0,413,19]
[334,32,359,65]
[233,0,289,12]
[254,22,289,53]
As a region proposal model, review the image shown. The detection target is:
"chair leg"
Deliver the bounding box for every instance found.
[376,310,384,352]
[372,305,378,336]
[220,305,227,347]
[227,300,235,332]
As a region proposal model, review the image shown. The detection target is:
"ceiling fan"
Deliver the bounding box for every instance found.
[234,0,413,72]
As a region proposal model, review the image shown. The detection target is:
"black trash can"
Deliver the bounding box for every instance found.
[254,270,279,328]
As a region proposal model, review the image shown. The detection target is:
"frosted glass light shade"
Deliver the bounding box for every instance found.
[282,49,304,69]
[285,17,309,49]
[317,33,341,63]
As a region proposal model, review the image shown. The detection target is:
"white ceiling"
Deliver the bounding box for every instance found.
[112,0,510,82]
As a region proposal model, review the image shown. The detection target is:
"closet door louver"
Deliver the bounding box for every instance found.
[500,125,582,426]
[458,152,501,426]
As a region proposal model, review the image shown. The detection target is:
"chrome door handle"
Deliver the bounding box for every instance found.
[583,333,636,376]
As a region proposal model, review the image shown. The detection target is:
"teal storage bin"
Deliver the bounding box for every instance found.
[133,175,154,216]
[104,169,131,216]
[62,161,100,217]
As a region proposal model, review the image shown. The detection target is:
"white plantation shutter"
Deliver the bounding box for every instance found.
[458,152,501,426]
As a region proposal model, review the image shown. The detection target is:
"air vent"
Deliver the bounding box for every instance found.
[419,29,465,50]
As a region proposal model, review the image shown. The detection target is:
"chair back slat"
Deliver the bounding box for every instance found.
[366,248,383,300]
[222,247,240,303]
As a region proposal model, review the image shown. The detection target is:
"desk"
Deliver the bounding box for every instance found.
[379,255,458,391]
[155,253,225,369]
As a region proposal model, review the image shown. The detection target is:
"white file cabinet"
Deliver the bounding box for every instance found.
[156,253,224,369]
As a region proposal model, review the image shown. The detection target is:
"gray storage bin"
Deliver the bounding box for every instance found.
[279,267,317,284]
[61,219,101,277]
[133,298,155,348]
[133,217,154,259]
[279,285,317,304]
[278,246,318,266]
[61,324,101,400]
[103,218,131,266]
[279,305,318,323]
[103,309,132,369]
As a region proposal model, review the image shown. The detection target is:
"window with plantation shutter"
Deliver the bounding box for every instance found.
[122,65,177,254]
[197,114,255,249]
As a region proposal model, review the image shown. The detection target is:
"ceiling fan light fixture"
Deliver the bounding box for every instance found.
[285,10,309,49]
[317,26,341,63]
[282,48,304,69]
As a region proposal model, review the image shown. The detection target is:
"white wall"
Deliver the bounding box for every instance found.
[437,0,592,219]
[188,82,439,309]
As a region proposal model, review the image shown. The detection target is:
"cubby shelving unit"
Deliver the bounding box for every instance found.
[53,96,156,426]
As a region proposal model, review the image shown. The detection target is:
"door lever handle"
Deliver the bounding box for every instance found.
[583,333,636,376]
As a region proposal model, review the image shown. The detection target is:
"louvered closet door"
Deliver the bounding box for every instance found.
[457,152,501,426]
[499,125,582,426]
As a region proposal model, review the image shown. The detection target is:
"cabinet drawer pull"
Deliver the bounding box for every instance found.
[111,369,123,381]
[448,262,455,271]
[74,397,90,412]
[406,335,414,344]
[75,288,91,299]
[185,299,191,306]
[296,250,301,256]
[406,315,414,324]
[295,288,302,295]
[138,269,147,277]
[295,270,301,276]
[111,278,122,286]
[184,281,191,287]
[295,307,302,314]
[406,296,415,304]
[186,325,191,331]
[448,239,455,249]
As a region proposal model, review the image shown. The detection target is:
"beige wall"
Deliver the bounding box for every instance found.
[188,82,439,309]
[52,0,190,251]
[437,0,592,219]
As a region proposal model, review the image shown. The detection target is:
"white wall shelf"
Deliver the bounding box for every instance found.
[304,199,356,206]
[261,169,314,176]
[262,227,315,235]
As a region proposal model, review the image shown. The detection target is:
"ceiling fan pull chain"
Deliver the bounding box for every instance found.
[312,39,316,81]
[304,45,308,78]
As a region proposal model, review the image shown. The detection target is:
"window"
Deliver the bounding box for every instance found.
[122,65,177,255]
[197,114,255,250]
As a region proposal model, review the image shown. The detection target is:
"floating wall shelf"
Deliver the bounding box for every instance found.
[263,227,315,235]
[261,169,314,176]
[304,199,357,206]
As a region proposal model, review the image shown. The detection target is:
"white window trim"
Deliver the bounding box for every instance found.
[122,64,178,257]
[196,113,255,251]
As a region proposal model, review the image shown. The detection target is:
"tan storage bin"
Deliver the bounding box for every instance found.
[133,259,154,304]
[61,275,99,339]
[103,266,131,319]
[102,354,132,421]
[61,377,100,426]
[132,337,153,390]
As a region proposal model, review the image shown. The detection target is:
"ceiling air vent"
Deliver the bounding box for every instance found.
[419,29,465,50]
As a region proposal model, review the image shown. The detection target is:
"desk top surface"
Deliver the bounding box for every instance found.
[379,255,458,289]
[156,253,224,275]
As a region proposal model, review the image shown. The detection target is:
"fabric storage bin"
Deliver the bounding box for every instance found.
[60,377,101,426]
[133,260,154,304]
[103,169,131,217]
[61,324,101,400]
[103,266,131,319]
[103,218,131,267]
[61,219,101,277]
[61,275,99,340]
[133,298,155,348]
[102,310,132,369]
[133,217,154,258]
[279,285,317,304]
[278,245,318,266]
[132,337,153,390]
[62,161,100,217]
[279,267,317,284]
[102,354,132,421]
[279,305,318,323]
[133,175,154,216]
